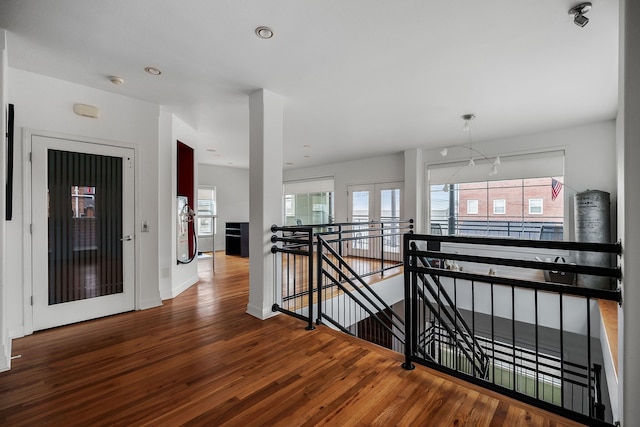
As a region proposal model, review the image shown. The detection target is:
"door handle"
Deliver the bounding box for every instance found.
[121,235,133,242]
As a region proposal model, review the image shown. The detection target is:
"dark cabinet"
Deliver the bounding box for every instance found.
[225,222,249,257]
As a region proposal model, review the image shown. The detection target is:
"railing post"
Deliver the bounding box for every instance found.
[306,228,315,330]
[593,363,605,420]
[316,234,323,326]
[380,222,385,277]
[338,225,343,258]
[402,235,415,370]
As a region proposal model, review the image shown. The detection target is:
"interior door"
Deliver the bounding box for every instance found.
[31,135,135,331]
[347,182,403,259]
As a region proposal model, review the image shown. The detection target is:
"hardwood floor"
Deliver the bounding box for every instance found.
[1,253,583,426]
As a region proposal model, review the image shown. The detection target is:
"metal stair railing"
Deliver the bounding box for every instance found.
[316,236,405,347]
[412,248,490,379]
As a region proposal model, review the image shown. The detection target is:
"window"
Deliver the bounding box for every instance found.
[284,195,295,218]
[427,150,565,240]
[493,199,506,215]
[529,198,543,214]
[197,187,216,236]
[467,199,478,214]
[283,178,334,225]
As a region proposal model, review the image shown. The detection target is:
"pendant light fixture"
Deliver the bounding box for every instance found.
[439,114,501,191]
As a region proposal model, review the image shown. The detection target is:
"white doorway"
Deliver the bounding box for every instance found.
[30,134,135,331]
[347,182,403,259]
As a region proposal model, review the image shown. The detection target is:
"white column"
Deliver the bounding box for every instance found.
[247,89,283,319]
[403,148,423,233]
[620,1,640,424]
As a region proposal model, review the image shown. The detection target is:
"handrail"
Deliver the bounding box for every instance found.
[413,249,489,378]
[320,268,406,346]
[317,236,405,334]
[271,219,412,336]
[420,233,621,254]
[403,233,620,427]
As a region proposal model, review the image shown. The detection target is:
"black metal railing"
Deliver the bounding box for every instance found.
[403,233,621,427]
[270,219,413,337]
[316,235,406,351]
[431,219,564,240]
[414,252,490,379]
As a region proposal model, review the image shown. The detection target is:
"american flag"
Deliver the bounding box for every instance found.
[551,178,563,201]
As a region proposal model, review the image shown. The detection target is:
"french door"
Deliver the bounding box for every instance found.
[31,135,135,331]
[347,182,403,259]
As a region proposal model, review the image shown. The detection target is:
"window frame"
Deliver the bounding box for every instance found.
[529,198,543,215]
[467,199,479,215]
[493,199,506,215]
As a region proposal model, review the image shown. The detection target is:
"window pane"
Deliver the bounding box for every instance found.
[467,200,478,215]
[430,177,564,240]
[283,192,334,225]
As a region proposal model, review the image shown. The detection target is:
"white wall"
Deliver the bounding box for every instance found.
[0,29,9,371]
[158,113,200,300]
[198,164,250,252]
[6,68,162,340]
[283,153,405,224]
[422,120,618,240]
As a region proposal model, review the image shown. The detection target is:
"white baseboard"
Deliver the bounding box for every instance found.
[139,297,163,310]
[246,303,280,320]
[0,340,12,372]
[172,274,199,299]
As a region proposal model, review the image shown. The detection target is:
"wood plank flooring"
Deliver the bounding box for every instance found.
[1,252,583,426]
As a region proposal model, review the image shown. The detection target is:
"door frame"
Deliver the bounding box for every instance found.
[22,129,140,335]
[346,181,404,259]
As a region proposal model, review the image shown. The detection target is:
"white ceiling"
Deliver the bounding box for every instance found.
[0,0,619,169]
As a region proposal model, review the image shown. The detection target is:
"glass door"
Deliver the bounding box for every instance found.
[31,135,135,331]
[348,182,403,259]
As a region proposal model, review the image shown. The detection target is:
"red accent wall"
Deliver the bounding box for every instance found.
[177,141,195,256]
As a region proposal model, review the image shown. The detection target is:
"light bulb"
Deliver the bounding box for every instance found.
[462,121,470,132]
[468,158,475,167]
[493,156,501,166]
[489,164,498,176]
[440,148,448,157]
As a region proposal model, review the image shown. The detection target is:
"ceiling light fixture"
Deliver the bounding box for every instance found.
[108,76,124,85]
[144,66,162,76]
[461,113,475,132]
[206,148,217,152]
[568,2,592,28]
[255,26,274,39]
[439,114,500,191]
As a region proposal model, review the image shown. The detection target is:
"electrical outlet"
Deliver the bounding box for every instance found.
[142,220,149,232]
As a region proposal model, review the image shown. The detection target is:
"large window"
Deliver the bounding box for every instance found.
[283,178,334,225]
[428,151,564,240]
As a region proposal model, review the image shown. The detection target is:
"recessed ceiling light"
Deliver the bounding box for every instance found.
[303,144,311,148]
[206,148,217,152]
[286,162,294,165]
[255,26,274,39]
[304,155,311,158]
[108,76,124,85]
[228,162,233,165]
[144,66,162,76]
[213,154,222,157]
